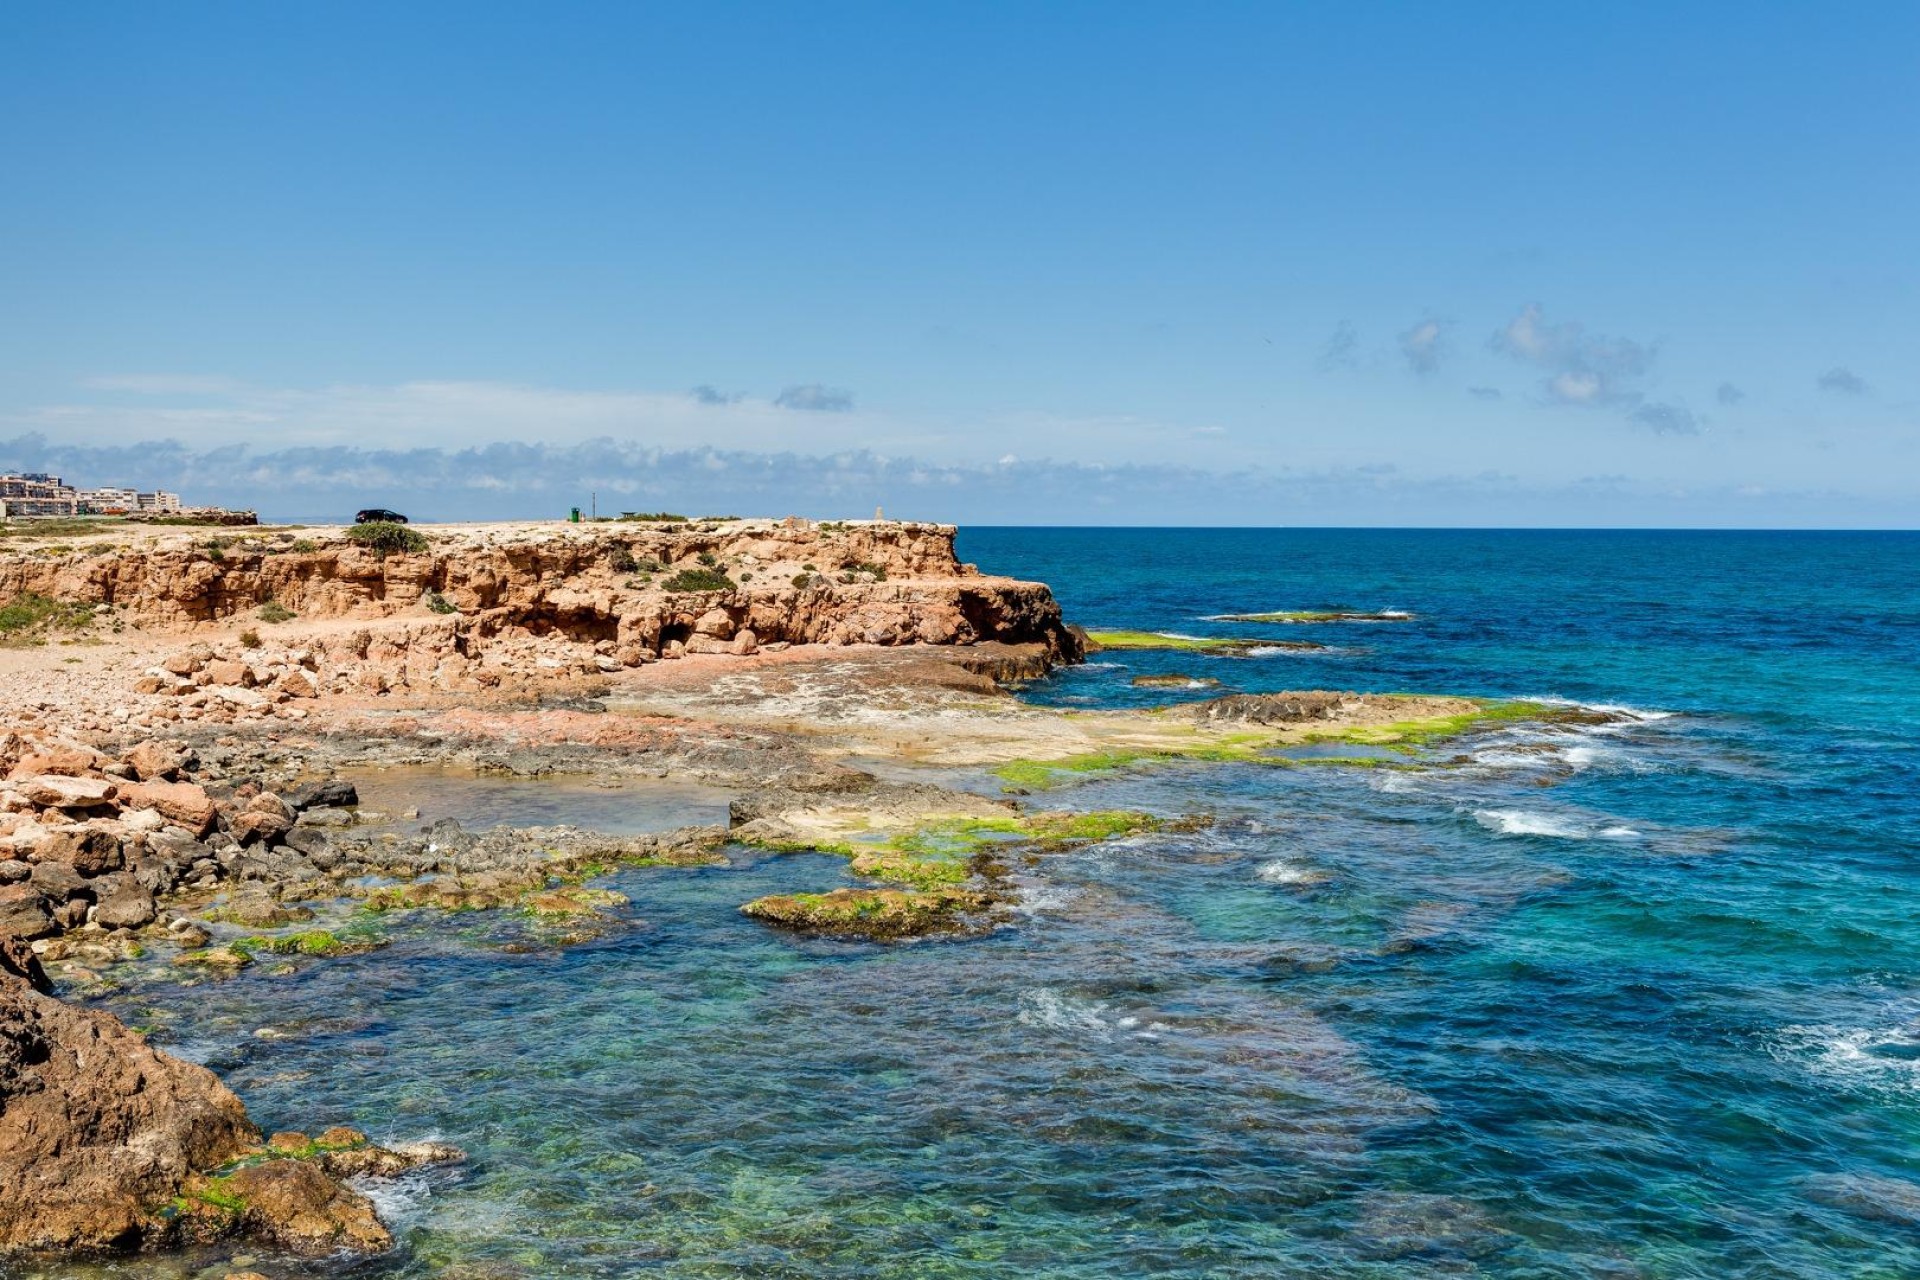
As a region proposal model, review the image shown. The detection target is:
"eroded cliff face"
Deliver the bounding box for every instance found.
[0,519,1081,666]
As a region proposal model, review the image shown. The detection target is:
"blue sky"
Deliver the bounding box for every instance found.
[2,3,1915,524]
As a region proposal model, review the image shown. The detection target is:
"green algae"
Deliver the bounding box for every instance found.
[994,699,1564,789]
[1084,630,1289,655]
[739,886,987,940]
[231,928,387,958]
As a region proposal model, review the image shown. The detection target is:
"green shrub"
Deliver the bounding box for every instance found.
[239,629,262,649]
[844,560,888,581]
[661,567,735,593]
[288,538,319,553]
[204,539,226,561]
[696,550,718,567]
[346,521,428,557]
[618,512,688,523]
[424,590,458,615]
[257,600,296,623]
[0,594,95,637]
[608,548,639,573]
[792,572,816,588]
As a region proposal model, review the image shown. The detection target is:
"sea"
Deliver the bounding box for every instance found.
[50,528,1920,1279]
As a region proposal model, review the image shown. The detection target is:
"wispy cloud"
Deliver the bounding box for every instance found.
[1816,366,1868,395]
[1629,402,1701,436]
[1490,303,1655,406]
[1467,386,1503,401]
[1316,321,1359,372]
[1399,318,1444,374]
[1716,382,1746,406]
[689,385,741,405]
[774,383,854,412]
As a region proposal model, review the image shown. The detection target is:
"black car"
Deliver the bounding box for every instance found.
[354,508,409,524]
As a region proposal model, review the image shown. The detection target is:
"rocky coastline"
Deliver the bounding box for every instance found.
[0,516,1581,1273]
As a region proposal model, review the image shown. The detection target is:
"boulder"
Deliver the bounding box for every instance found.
[28,861,89,903]
[694,608,735,640]
[0,886,53,940]
[0,972,257,1251]
[124,741,189,782]
[18,776,117,810]
[7,745,110,780]
[117,781,219,836]
[92,875,158,930]
[215,1160,391,1254]
[230,810,294,847]
[203,659,254,688]
[32,824,123,876]
[219,889,313,927]
[287,779,358,812]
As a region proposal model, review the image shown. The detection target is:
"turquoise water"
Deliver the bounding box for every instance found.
[55,529,1920,1277]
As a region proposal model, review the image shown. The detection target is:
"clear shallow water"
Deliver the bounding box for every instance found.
[47,529,1920,1278]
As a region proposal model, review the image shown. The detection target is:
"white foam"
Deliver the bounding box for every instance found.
[1016,988,1113,1039]
[1257,859,1329,886]
[1473,809,1590,839]
[1247,645,1311,657]
[1776,1021,1920,1094]
[1528,696,1677,723]
[352,1169,436,1228]
[1010,883,1078,916]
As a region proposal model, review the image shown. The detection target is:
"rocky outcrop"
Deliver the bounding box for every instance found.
[0,923,458,1258]
[0,963,257,1252]
[0,518,1080,663]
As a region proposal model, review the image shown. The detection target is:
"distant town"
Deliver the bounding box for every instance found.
[0,471,253,523]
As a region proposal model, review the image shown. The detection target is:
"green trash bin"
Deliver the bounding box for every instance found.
[569,507,581,523]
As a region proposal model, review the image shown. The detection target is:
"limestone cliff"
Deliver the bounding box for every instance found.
[0,518,1082,667]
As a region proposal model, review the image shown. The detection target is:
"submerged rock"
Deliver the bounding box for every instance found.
[1130,674,1223,689]
[741,886,990,940]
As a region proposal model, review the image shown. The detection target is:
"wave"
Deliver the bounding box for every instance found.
[1775,1019,1920,1094]
[1016,988,1114,1038]
[1525,695,1679,723]
[1016,988,1170,1042]
[1472,808,1640,840]
[1257,859,1332,886]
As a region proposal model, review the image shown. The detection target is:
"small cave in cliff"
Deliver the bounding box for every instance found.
[658,621,692,648]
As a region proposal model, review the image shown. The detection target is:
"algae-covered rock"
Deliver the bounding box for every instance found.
[740,887,989,941]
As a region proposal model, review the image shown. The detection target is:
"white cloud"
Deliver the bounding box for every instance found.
[1491,303,1655,406]
[1817,366,1868,395]
[1399,318,1444,374]
[774,383,854,412]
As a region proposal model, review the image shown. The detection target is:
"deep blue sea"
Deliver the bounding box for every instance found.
[52,529,1920,1279]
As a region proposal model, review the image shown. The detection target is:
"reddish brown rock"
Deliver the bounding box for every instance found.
[0,971,257,1251]
[7,745,109,780]
[204,659,254,688]
[124,740,188,782]
[214,1160,391,1254]
[32,823,123,876]
[18,776,117,810]
[116,781,218,836]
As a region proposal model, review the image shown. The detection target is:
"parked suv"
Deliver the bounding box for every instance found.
[354,508,409,524]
